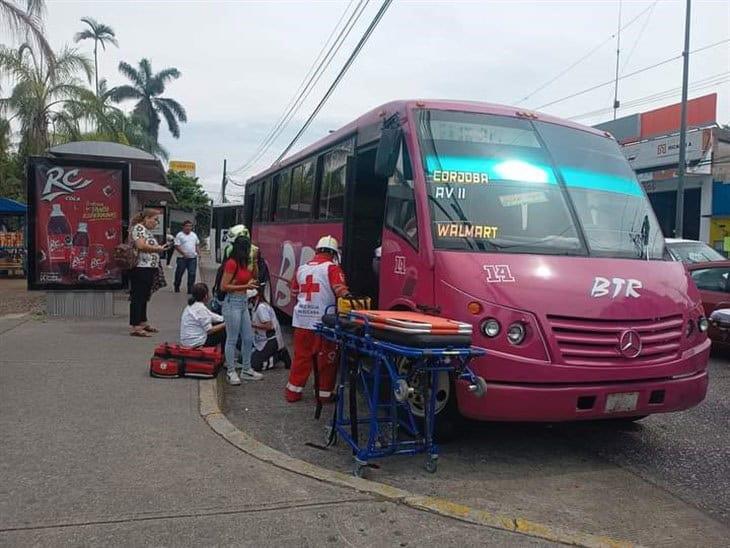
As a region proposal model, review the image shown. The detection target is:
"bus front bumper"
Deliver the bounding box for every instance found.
[455,369,708,422]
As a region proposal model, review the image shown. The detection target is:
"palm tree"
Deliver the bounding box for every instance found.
[73,17,118,97]
[0,43,93,155]
[0,0,55,64]
[111,58,187,143]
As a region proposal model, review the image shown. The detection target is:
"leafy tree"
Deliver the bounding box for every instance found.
[0,43,92,155]
[73,17,118,97]
[166,169,210,237]
[0,151,24,202]
[0,0,55,65]
[111,58,187,143]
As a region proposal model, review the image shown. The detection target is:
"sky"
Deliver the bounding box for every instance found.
[36,0,730,200]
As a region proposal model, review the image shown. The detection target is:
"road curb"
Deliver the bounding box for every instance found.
[199,377,638,547]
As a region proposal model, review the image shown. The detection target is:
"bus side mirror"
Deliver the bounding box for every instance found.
[374,128,402,178]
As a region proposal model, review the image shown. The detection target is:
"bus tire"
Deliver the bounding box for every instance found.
[393,356,462,444]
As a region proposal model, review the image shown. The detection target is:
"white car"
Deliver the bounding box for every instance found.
[665,238,727,264]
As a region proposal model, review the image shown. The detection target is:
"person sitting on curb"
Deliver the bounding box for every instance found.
[250,287,290,372]
[179,283,226,349]
[285,235,350,403]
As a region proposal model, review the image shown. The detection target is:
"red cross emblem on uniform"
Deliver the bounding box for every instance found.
[301,274,320,302]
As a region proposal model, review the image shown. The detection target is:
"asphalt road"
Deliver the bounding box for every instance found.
[224,335,730,546]
[554,348,730,522]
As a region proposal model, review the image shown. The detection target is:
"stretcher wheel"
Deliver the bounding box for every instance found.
[324,425,337,446]
[425,455,438,474]
[393,379,412,403]
[468,377,488,398]
[353,459,367,478]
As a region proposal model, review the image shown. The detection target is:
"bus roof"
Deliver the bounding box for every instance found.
[247,99,610,183]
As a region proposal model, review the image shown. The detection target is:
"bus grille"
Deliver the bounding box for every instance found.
[547,314,684,366]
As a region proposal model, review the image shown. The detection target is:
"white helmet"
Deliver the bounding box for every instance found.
[316,235,339,254]
[226,224,249,244]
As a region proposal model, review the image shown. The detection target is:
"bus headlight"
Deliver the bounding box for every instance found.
[481,318,500,338]
[698,317,709,333]
[507,322,526,345]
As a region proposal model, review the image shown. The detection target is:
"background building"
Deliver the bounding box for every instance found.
[595,93,729,253]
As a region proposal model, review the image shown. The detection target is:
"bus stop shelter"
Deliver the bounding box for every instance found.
[48,141,176,214]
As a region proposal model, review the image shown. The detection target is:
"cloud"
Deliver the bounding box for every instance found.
[42,1,729,197]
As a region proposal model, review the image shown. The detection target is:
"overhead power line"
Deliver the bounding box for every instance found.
[275,0,393,163]
[570,71,730,121]
[620,0,657,74]
[514,1,657,105]
[227,0,369,178]
[533,37,730,111]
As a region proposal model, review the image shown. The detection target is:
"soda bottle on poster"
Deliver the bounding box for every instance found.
[70,222,89,277]
[47,203,71,277]
[88,244,109,281]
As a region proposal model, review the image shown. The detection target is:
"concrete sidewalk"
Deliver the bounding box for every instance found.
[0,286,546,546]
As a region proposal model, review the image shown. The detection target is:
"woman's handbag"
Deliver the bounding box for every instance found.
[208,296,223,314]
[113,232,137,271]
[150,264,167,296]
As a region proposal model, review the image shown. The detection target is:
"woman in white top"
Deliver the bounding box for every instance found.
[129,208,170,337]
[180,283,226,348]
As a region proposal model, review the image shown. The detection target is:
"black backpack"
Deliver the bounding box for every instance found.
[212,261,237,302]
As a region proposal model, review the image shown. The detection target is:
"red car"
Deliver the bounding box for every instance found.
[687,260,730,347]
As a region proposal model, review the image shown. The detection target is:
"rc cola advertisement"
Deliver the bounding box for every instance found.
[27,157,130,290]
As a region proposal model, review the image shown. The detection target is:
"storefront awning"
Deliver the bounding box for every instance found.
[130,181,176,202]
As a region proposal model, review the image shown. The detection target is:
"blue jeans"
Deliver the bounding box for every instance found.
[174,257,197,294]
[222,294,253,373]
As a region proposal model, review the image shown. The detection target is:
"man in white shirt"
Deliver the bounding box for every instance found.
[174,220,200,294]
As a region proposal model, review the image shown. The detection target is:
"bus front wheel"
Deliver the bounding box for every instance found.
[395,356,462,443]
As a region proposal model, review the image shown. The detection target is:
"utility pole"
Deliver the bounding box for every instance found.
[220,159,228,203]
[612,0,623,120]
[675,0,691,238]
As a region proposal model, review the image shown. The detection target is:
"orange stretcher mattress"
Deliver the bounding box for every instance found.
[321,311,473,348]
[350,310,472,334]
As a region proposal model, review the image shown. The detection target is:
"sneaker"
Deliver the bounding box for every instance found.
[226,370,241,385]
[240,368,263,381]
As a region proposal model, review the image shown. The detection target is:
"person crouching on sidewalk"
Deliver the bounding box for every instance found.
[220,235,263,385]
[285,235,350,403]
[180,283,226,349]
[250,288,290,372]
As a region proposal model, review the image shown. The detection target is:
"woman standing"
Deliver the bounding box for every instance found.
[129,209,169,337]
[220,236,263,384]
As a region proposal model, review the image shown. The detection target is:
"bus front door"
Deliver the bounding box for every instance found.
[341,151,388,306]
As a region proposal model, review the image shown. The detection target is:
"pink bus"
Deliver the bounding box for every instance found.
[243,100,710,423]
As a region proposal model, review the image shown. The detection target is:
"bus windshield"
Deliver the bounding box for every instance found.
[416,110,664,259]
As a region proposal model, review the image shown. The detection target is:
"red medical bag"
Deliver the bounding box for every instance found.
[149,343,223,379]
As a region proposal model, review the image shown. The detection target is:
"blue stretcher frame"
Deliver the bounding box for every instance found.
[316,310,486,475]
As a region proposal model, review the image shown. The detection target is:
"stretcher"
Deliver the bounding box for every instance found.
[316,309,486,476]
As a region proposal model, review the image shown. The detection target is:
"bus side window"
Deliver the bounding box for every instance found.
[253,184,261,223]
[275,171,291,222]
[289,161,315,220]
[319,140,353,220]
[385,143,417,249]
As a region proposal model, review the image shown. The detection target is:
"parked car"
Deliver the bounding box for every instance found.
[665,238,726,264]
[687,260,730,347]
